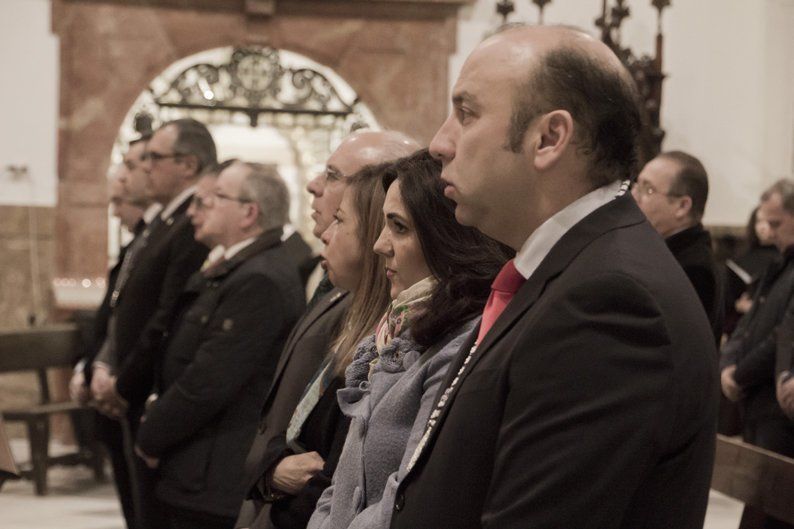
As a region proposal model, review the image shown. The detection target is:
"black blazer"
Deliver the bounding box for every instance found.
[238,287,350,528]
[391,194,718,529]
[77,238,128,383]
[268,375,350,529]
[666,223,724,344]
[282,231,320,287]
[722,247,794,425]
[136,230,305,518]
[114,198,209,407]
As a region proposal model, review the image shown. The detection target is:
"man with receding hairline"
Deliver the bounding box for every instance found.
[135,161,305,529]
[92,119,213,529]
[633,151,723,343]
[237,129,419,529]
[390,25,717,529]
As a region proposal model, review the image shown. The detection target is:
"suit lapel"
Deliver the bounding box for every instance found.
[261,288,348,413]
[406,194,646,474]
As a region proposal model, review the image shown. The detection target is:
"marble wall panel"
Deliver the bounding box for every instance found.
[0,206,56,330]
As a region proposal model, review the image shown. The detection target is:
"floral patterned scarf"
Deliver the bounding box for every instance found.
[375,276,437,354]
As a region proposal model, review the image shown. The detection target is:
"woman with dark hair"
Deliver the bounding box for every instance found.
[308,149,510,529]
[723,206,779,336]
[263,163,393,529]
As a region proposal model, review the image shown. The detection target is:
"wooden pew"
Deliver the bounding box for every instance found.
[0,325,104,495]
[711,434,794,526]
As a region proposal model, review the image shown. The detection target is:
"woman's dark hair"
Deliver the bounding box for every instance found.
[382,149,514,347]
[745,206,762,250]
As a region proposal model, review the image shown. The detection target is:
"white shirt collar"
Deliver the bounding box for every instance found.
[142,203,163,225]
[223,236,257,261]
[281,224,296,241]
[160,185,196,221]
[514,180,626,280]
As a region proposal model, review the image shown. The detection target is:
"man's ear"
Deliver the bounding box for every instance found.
[181,154,200,175]
[533,110,574,172]
[675,195,694,220]
[241,203,260,230]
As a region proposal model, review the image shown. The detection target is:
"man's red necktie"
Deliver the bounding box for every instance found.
[476,259,526,344]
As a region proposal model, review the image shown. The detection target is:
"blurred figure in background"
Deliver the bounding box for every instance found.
[633,150,723,344]
[723,206,779,337]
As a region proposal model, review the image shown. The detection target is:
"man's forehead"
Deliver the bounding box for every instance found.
[151,125,176,148]
[125,142,146,160]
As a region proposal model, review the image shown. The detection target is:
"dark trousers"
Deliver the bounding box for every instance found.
[167,504,236,529]
[128,409,169,529]
[94,413,136,529]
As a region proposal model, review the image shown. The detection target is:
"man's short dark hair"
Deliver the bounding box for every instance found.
[661,151,709,221]
[761,178,794,215]
[163,118,217,174]
[128,132,151,148]
[507,45,643,187]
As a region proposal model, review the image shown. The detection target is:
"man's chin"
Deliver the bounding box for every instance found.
[453,205,477,228]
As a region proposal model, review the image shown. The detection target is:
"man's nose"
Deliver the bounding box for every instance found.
[429,115,456,164]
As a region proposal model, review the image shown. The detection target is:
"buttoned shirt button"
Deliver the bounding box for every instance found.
[394,491,405,511]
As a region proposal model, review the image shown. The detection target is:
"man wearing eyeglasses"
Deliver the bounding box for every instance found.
[632,151,723,343]
[92,118,213,528]
[134,161,305,529]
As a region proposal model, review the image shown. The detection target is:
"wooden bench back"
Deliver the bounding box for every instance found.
[0,325,82,373]
[712,434,794,525]
[0,325,83,404]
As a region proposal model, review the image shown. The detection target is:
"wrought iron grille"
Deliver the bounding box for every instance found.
[148,47,360,127]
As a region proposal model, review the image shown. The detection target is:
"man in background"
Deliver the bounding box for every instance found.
[92,118,214,528]
[135,162,305,529]
[69,166,146,529]
[632,150,723,342]
[721,179,794,529]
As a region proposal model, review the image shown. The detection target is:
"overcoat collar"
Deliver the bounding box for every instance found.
[203,228,283,280]
[260,287,349,418]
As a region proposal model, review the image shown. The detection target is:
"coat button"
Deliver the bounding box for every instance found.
[394,491,405,511]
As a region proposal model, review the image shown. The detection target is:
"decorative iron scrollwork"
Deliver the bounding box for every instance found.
[149,47,359,127]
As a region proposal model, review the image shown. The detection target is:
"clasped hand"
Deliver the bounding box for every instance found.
[270,451,325,495]
[90,365,128,418]
[777,373,794,420]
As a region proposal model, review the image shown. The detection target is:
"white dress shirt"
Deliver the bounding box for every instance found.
[160,185,196,221]
[514,180,626,281]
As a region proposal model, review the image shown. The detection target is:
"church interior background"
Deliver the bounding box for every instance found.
[0,0,792,527]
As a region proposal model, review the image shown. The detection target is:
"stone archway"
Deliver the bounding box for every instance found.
[106,45,381,260]
[53,0,470,281]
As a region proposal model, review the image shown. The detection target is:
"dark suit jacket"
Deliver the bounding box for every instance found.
[666,223,724,344]
[722,246,794,435]
[268,375,350,529]
[391,194,719,529]
[77,242,126,384]
[136,230,305,518]
[237,287,350,528]
[114,198,209,408]
[282,231,320,287]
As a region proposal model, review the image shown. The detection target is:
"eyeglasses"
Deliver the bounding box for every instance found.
[190,194,214,210]
[633,181,681,198]
[214,190,252,204]
[142,151,182,163]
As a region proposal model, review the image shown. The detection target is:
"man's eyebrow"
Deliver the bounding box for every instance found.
[452,90,478,107]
